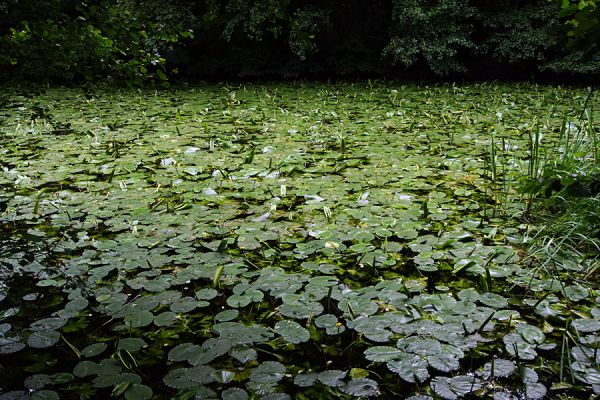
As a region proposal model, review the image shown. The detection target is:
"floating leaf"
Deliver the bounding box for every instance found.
[364,346,403,362]
[222,388,249,400]
[29,318,67,331]
[73,361,98,378]
[525,382,547,399]
[387,354,429,383]
[274,320,310,344]
[431,375,482,400]
[117,338,146,352]
[479,359,516,379]
[154,311,177,327]
[318,370,347,387]
[0,340,25,354]
[572,318,600,333]
[28,331,60,348]
[215,310,239,322]
[124,310,154,328]
[294,373,318,387]
[170,297,198,313]
[564,284,589,302]
[124,384,153,400]
[341,378,380,397]
[504,333,537,360]
[81,343,108,358]
[24,374,52,390]
[250,361,286,384]
[169,343,200,362]
[163,365,216,389]
[314,314,345,335]
[517,324,545,345]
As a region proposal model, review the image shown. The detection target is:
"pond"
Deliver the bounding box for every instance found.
[0,82,598,399]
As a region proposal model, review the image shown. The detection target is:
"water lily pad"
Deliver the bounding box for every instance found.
[294,373,318,387]
[24,374,52,390]
[93,372,141,388]
[222,388,249,400]
[117,338,146,352]
[154,311,177,327]
[387,354,429,383]
[479,359,516,379]
[525,383,547,399]
[163,365,216,389]
[517,323,545,344]
[170,297,198,313]
[250,361,285,384]
[341,378,380,397]
[169,343,200,362]
[230,346,257,363]
[28,330,60,348]
[431,375,482,400]
[124,310,154,328]
[364,346,403,362]
[0,340,26,354]
[124,384,153,400]
[572,318,600,333]
[274,320,310,344]
[81,343,108,358]
[215,310,239,322]
[318,370,347,387]
[564,285,589,302]
[29,318,67,332]
[504,333,537,360]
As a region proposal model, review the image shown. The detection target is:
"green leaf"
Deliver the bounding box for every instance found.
[124,384,153,400]
[387,355,429,383]
[274,320,310,344]
[294,373,318,387]
[517,324,545,344]
[81,343,108,358]
[222,388,249,400]
[341,378,380,397]
[28,331,60,348]
[431,375,482,400]
[124,310,154,328]
[364,346,403,362]
[525,382,547,399]
[479,359,516,379]
[318,370,347,387]
[250,362,286,384]
[564,284,589,302]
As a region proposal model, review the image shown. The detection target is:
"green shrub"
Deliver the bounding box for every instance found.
[384,0,477,75]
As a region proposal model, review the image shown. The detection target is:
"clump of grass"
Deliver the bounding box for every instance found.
[520,87,600,263]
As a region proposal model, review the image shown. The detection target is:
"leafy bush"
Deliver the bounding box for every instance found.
[482,2,560,65]
[384,0,477,75]
[0,0,193,83]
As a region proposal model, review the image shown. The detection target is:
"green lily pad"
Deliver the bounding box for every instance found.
[387,354,429,383]
[364,346,403,362]
[341,378,380,397]
[274,320,310,344]
[124,310,154,328]
[249,361,286,384]
[81,343,108,358]
[124,384,153,400]
[28,331,60,348]
[318,370,347,387]
[222,388,249,400]
[431,375,482,400]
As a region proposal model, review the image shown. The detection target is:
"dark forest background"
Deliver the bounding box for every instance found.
[0,0,598,83]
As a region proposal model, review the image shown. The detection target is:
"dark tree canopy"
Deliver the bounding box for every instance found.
[0,0,598,82]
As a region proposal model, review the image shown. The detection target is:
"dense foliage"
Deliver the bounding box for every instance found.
[0,0,599,81]
[0,82,599,399]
